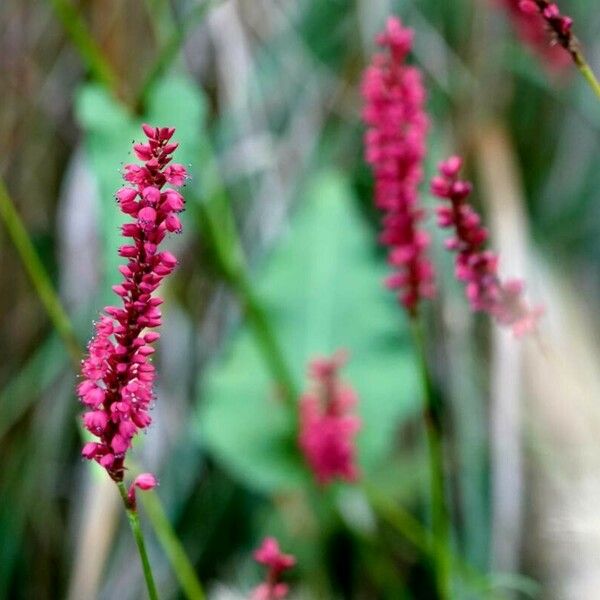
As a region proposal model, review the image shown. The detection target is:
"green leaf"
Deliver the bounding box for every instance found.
[197,171,420,494]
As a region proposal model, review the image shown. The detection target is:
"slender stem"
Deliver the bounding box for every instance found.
[193,198,298,405]
[409,316,451,600]
[117,482,159,600]
[231,270,298,404]
[577,59,600,102]
[141,492,205,600]
[0,178,81,367]
[136,0,218,111]
[48,0,120,98]
[365,484,512,600]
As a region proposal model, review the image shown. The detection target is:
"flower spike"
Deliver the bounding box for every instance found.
[362,17,435,315]
[78,125,187,483]
[431,156,543,336]
[298,351,361,485]
[251,537,295,600]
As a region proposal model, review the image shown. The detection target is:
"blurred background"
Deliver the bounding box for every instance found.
[1,0,600,598]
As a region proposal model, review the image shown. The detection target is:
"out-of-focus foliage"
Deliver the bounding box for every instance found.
[199,171,420,494]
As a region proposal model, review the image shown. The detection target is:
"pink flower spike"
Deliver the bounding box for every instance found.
[78,125,185,483]
[431,156,542,336]
[362,16,435,315]
[502,0,577,69]
[298,351,361,485]
[252,538,295,600]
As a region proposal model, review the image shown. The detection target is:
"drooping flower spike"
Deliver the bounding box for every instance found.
[499,0,570,69]
[431,156,543,336]
[362,16,435,315]
[298,351,361,486]
[251,537,296,600]
[517,1,582,65]
[79,125,187,485]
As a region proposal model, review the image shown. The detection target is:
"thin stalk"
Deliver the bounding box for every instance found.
[409,316,452,600]
[48,0,120,98]
[230,270,298,404]
[365,484,513,600]
[0,178,81,366]
[192,198,298,404]
[141,492,205,600]
[117,482,159,600]
[136,0,218,111]
[576,59,600,102]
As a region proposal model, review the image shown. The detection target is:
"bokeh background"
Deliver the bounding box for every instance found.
[1,0,600,598]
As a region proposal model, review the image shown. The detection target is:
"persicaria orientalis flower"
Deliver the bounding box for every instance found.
[298,351,360,485]
[431,156,543,336]
[251,537,296,600]
[79,124,187,484]
[362,16,435,315]
[517,0,580,64]
[498,0,570,69]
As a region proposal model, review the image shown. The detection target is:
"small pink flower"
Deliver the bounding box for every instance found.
[362,17,435,315]
[78,124,186,483]
[127,473,158,506]
[431,156,543,336]
[251,538,295,600]
[298,351,361,485]
[164,164,188,186]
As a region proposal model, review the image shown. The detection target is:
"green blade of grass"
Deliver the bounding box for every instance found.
[0,178,81,366]
[48,0,120,98]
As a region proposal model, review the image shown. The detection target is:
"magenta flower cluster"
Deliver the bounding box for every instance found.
[431,156,543,336]
[79,124,187,483]
[252,537,296,600]
[518,0,577,60]
[298,352,361,486]
[499,0,570,69]
[361,17,434,315]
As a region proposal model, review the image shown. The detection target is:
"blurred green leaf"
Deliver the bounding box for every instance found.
[0,333,68,441]
[197,171,420,494]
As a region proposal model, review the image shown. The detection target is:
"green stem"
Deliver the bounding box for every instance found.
[231,270,298,404]
[409,316,451,600]
[193,197,298,404]
[141,492,205,600]
[117,482,159,600]
[365,484,512,600]
[0,178,81,367]
[48,0,120,98]
[577,60,600,102]
[136,0,217,111]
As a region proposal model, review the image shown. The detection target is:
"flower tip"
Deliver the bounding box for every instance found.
[440,155,463,178]
[142,123,157,139]
[133,472,157,491]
